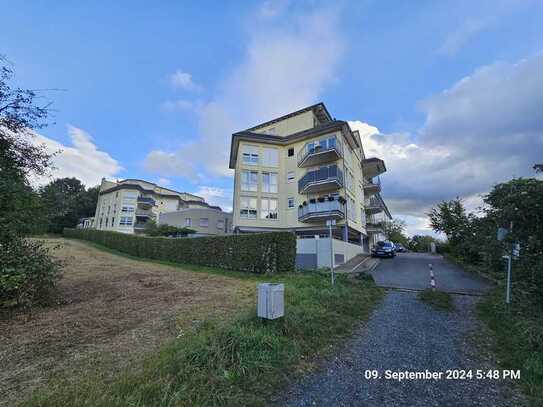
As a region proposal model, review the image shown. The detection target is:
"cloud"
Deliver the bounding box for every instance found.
[33,125,122,187]
[143,150,199,181]
[351,52,543,235]
[438,19,489,56]
[194,186,233,212]
[168,70,202,91]
[145,5,344,181]
[157,177,171,186]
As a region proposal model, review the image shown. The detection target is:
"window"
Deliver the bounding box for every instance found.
[242,145,259,165]
[240,196,257,219]
[241,170,258,192]
[185,218,192,227]
[287,148,294,157]
[123,191,138,199]
[287,171,295,183]
[288,197,295,209]
[111,217,115,226]
[262,147,279,167]
[262,172,278,193]
[217,219,224,230]
[120,216,133,226]
[199,218,209,227]
[261,198,278,220]
[347,196,356,222]
[121,205,135,213]
[345,168,354,191]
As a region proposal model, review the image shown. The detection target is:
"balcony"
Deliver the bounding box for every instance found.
[364,197,384,215]
[135,208,156,218]
[137,196,156,209]
[362,178,381,196]
[298,199,345,223]
[366,221,383,233]
[298,165,344,194]
[297,136,343,168]
[361,157,386,178]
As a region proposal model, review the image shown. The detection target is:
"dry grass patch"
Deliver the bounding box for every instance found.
[0,238,255,406]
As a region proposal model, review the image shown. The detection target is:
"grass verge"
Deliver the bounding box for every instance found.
[25,239,384,407]
[477,290,543,406]
[417,289,454,311]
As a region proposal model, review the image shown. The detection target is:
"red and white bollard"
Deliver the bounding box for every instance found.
[429,264,436,291]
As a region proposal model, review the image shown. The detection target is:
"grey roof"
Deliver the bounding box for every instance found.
[244,102,332,132]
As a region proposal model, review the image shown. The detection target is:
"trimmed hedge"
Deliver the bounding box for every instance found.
[63,228,296,274]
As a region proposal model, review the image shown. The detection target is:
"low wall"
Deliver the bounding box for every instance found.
[296,238,364,269]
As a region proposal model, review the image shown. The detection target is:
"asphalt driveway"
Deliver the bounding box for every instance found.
[371,252,492,294]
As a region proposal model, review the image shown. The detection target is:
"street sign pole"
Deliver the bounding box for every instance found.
[326,219,336,286]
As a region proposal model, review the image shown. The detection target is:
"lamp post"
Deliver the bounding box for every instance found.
[326,219,336,286]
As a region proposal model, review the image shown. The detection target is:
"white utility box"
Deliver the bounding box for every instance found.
[257,283,284,320]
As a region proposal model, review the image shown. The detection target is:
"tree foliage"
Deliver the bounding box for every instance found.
[144,219,196,237]
[40,177,99,233]
[381,217,409,246]
[429,178,543,304]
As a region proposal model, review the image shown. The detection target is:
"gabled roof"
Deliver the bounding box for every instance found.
[245,102,332,132]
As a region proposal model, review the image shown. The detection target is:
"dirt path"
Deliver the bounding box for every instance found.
[0,238,255,406]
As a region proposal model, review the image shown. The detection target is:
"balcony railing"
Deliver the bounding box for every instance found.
[135,208,155,218]
[298,199,346,223]
[298,164,344,194]
[366,221,383,232]
[361,157,386,178]
[297,136,343,167]
[362,178,381,196]
[137,196,156,208]
[364,197,383,214]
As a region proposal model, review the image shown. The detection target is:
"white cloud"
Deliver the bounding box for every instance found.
[146,6,344,182]
[350,52,543,236]
[194,186,233,212]
[33,125,122,187]
[143,150,199,181]
[438,19,489,56]
[157,177,171,186]
[169,70,202,91]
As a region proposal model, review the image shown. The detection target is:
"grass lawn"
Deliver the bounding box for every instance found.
[477,290,543,406]
[9,238,383,406]
[417,289,454,311]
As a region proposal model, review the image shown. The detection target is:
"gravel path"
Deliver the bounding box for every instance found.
[277,290,526,407]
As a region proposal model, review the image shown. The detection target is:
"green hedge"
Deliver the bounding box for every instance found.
[63,228,296,274]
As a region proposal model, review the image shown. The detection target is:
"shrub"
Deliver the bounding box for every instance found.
[64,229,296,274]
[0,238,62,310]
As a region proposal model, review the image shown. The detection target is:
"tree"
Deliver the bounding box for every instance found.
[144,219,196,237]
[409,235,439,252]
[0,56,53,238]
[1,56,61,310]
[381,217,409,246]
[40,177,99,233]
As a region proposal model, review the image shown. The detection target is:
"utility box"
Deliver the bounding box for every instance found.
[257,283,284,320]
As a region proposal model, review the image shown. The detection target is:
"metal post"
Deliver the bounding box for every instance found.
[506,221,513,304]
[330,223,335,286]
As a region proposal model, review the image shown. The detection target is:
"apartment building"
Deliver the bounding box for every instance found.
[158,205,233,236]
[229,103,390,258]
[93,178,207,234]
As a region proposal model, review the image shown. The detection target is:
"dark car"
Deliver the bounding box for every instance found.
[372,241,396,258]
[394,243,407,253]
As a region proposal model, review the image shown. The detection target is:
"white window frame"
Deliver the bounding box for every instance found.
[185,218,192,227]
[240,196,257,219]
[287,197,295,209]
[217,219,224,230]
[241,170,258,192]
[121,205,135,213]
[287,171,295,183]
[199,218,209,227]
[241,145,259,165]
[262,147,279,167]
[261,198,278,220]
[262,172,278,193]
[119,216,133,226]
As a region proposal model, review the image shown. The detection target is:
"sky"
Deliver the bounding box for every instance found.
[2,0,542,236]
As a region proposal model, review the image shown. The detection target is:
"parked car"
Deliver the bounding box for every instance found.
[394,243,407,253]
[371,241,396,258]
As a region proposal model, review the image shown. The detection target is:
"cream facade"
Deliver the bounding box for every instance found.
[229,103,391,252]
[93,178,206,234]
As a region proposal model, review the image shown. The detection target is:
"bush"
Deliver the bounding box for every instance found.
[64,229,296,274]
[0,238,62,310]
